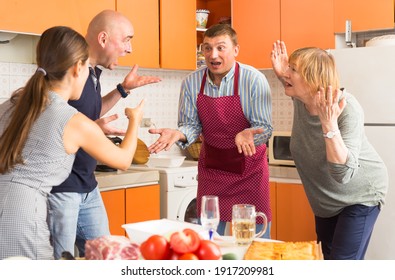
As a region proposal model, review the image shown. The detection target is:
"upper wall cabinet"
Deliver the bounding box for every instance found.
[0,0,114,35]
[334,0,394,33]
[160,0,197,70]
[117,0,160,68]
[75,1,115,36]
[119,0,196,69]
[232,0,334,68]
[232,0,280,69]
[281,0,334,54]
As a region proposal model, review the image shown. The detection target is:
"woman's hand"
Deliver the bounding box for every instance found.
[315,86,348,165]
[271,40,289,80]
[315,86,347,130]
[125,99,145,126]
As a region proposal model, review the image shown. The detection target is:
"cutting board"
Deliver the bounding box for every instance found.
[132,138,150,164]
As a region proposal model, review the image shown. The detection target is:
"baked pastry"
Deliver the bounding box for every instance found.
[243,241,322,260]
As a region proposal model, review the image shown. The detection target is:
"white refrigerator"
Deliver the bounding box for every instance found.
[329,45,395,259]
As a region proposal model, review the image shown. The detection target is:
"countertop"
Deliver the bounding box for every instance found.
[95,164,301,192]
[95,169,160,192]
[269,165,302,184]
[270,177,302,184]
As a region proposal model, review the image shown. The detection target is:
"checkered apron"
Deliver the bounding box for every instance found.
[196,63,271,223]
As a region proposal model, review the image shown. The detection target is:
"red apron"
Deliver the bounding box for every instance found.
[196,63,271,222]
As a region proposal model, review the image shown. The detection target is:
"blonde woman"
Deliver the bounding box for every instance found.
[271,41,388,260]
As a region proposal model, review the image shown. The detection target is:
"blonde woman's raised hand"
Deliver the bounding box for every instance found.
[271,40,289,80]
[315,86,347,129]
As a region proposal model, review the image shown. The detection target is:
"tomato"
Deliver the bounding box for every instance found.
[169,228,201,254]
[140,235,171,260]
[178,252,199,260]
[195,240,222,260]
[168,249,181,260]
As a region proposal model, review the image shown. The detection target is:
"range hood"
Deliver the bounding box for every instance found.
[0,32,18,44]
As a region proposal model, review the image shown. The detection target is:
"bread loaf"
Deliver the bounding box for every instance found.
[243,241,322,260]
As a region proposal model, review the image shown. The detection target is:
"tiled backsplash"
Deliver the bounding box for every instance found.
[0,62,292,157]
[355,28,395,47]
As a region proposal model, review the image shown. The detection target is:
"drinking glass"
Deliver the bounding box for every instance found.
[232,204,267,246]
[200,195,220,240]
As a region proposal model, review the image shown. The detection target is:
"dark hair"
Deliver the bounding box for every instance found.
[204,23,238,46]
[0,26,89,173]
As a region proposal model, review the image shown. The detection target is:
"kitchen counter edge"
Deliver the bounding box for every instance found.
[95,170,160,192]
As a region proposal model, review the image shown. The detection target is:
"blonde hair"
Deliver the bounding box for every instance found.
[289,47,339,94]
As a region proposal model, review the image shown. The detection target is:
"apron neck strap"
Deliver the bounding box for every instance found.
[199,63,240,96]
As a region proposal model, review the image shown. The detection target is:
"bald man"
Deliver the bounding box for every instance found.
[48,10,161,259]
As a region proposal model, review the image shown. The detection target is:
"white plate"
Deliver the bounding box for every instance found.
[122,219,204,244]
[146,155,185,168]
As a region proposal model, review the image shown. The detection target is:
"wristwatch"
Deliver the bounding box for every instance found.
[116,83,130,98]
[323,129,340,139]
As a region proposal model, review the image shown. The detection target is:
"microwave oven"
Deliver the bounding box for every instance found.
[268,131,295,166]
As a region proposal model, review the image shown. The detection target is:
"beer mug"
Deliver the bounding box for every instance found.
[232,204,268,245]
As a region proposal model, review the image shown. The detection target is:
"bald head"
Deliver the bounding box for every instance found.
[86,10,133,41]
[85,10,134,68]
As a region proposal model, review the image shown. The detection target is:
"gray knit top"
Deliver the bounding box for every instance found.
[290,90,388,218]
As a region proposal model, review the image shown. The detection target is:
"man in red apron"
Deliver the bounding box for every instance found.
[148,24,273,237]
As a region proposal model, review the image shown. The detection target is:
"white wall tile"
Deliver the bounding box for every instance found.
[99,67,191,156]
[0,75,10,97]
[2,63,295,156]
[0,62,10,75]
[262,69,293,132]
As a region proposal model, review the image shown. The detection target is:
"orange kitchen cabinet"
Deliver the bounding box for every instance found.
[75,1,115,35]
[101,189,126,236]
[0,0,113,35]
[204,0,231,27]
[334,0,394,33]
[232,0,280,69]
[269,181,277,240]
[281,0,335,54]
[276,182,316,242]
[196,0,231,46]
[125,184,160,224]
[160,0,197,70]
[101,184,160,236]
[117,0,160,68]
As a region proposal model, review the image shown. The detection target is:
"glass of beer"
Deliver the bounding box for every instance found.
[232,204,267,246]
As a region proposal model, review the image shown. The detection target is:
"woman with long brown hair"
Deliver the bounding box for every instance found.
[0,26,144,260]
